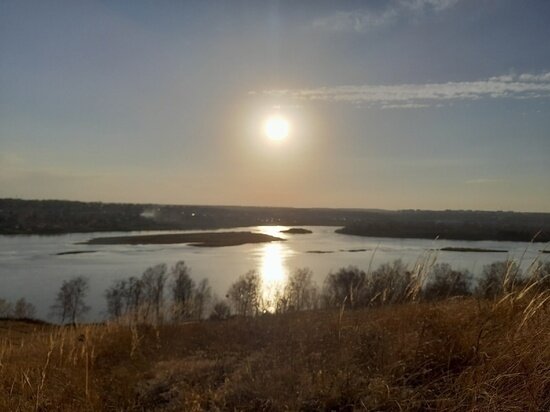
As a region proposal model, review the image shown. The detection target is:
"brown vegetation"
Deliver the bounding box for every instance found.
[1,297,548,410]
[1,259,549,411]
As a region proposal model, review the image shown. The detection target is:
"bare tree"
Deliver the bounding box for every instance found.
[126,276,143,318]
[141,264,167,323]
[423,263,472,300]
[194,278,212,320]
[13,298,36,319]
[363,260,412,306]
[210,300,231,320]
[227,270,261,317]
[51,276,90,324]
[323,266,366,309]
[0,298,12,318]
[171,261,195,321]
[105,280,127,319]
[476,261,521,299]
[285,268,318,311]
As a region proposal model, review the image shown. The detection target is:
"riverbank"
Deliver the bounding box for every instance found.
[336,223,550,242]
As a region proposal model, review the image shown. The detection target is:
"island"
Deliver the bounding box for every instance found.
[281,228,313,234]
[438,247,507,253]
[82,231,284,247]
[56,250,98,256]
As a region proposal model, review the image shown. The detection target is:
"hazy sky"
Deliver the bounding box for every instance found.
[1,0,549,212]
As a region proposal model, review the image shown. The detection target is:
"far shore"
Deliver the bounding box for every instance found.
[81,231,284,247]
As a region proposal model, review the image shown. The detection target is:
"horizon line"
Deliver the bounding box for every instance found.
[2,196,549,215]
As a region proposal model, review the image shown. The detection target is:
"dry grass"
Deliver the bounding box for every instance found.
[0,320,159,411]
[1,255,548,411]
[0,285,548,411]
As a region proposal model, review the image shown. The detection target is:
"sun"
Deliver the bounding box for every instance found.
[263,115,290,141]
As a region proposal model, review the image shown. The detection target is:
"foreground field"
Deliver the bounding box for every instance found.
[1,295,548,411]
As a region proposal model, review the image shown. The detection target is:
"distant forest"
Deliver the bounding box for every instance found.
[0,198,548,242]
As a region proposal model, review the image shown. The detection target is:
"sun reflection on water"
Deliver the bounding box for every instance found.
[259,242,289,312]
[257,225,289,238]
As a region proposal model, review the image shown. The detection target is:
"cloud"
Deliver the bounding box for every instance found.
[313,9,398,33]
[518,72,550,82]
[313,0,462,32]
[258,71,550,109]
[405,0,461,12]
[381,103,432,109]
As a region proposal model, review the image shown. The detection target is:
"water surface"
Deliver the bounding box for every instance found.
[0,226,547,321]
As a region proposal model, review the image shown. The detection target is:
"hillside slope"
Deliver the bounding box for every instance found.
[1,296,548,411]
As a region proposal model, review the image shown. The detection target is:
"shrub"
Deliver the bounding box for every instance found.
[476,260,521,298]
[284,268,318,311]
[423,263,472,300]
[210,300,231,320]
[532,261,550,291]
[323,266,366,309]
[13,298,36,319]
[0,298,12,317]
[227,270,261,316]
[363,259,412,306]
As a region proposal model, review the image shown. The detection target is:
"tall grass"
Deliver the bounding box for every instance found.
[0,254,548,410]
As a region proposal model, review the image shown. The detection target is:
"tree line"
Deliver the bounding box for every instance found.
[44,258,550,325]
[0,297,36,319]
[3,199,548,240]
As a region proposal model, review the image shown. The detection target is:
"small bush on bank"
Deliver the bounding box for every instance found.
[423,263,472,300]
[476,260,522,298]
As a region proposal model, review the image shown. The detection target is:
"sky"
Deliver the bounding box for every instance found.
[1,0,549,212]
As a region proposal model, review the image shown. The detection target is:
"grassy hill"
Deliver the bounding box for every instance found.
[1,293,548,411]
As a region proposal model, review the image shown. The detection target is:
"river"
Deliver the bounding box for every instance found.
[0,226,547,321]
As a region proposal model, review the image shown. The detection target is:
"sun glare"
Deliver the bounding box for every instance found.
[264,115,290,141]
[260,242,288,312]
